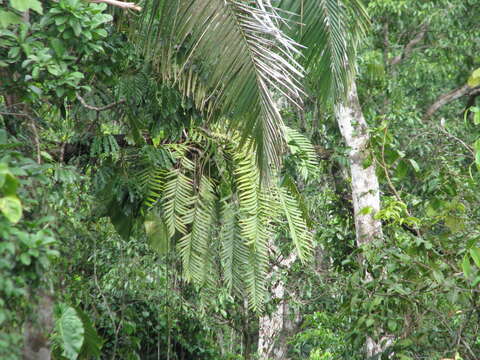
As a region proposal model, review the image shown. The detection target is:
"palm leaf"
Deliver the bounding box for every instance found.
[284,125,319,180]
[277,185,313,262]
[177,175,217,284]
[163,168,193,236]
[140,0,304,171]
[220,198,249,293]
[278,0,369,102]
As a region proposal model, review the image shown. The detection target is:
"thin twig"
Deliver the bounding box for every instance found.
[76,93,126,112]
[378,126,421,236]
[437,124,475,158]
[29,117,41,164]
[424,85,480,120]
[87,0,142,11]
[389,23,428,66]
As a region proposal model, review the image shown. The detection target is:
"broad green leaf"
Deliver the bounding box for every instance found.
[93,28,107,38]
[70,20,81,37]
[387,319,397,332]
[461,255,472,278]
[474,139,480,152]
[0,163,8,188]
[54,304,84,360]
[470,247,480,268]
[10,0,43,14]
[0,196,22,223]
[395,160,408,179]
[471,107,480,125]
[365,317,375,327]
[50,38,66,58]
[20,253,31,266]
[467,68,480,88]
[445,215,464,233]
[0,10,22,28]
[144,214,170,255]
[2,173,19,196]
[359,206,373,215]
[0,129,7,144]
[409,159,420,172]
[75,308,103,358]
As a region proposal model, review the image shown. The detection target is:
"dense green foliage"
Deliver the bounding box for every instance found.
[1,0,480,359]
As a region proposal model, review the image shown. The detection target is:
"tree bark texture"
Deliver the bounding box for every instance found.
[23,291,54,360]
[257,250,299,360]
[334,81,383,247]
[335,81,392,359]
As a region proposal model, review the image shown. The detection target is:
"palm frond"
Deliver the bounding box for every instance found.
[177,176,217,284]
[140,0,304,171]
[138,166,169,208]
[277,186,313,262]
[112,123,314,311]
[284,125,319,180]
[278,0,369,102]
[232,151,267,248]
[244,241,268,311]
[163,168,193,236]
[220,199,249,293]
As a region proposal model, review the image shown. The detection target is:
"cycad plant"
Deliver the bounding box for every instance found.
[107,124,317,310]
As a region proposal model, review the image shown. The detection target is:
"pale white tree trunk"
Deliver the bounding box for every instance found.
[257,248,299,360]
[335,81,390,358]
[334,81,383,246]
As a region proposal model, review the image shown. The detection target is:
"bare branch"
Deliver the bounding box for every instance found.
[389,23,428,66]
[436,123,475,158]
[87,0,142,11]
[76,93,126,111]
[423,85,480,120]
[29,117,41,164]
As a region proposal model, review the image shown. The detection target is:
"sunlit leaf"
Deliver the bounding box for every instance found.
[0,196,22,224]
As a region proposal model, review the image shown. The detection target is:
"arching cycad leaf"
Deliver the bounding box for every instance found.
[163,168,193,236]
[278,186,313,262]
[220,199,249,293]
[177,176,217,284]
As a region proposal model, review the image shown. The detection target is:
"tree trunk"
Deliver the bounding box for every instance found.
[257,250,299,360]
[334,81,383,246]
[334,81,387,358]
[23,290,54,360]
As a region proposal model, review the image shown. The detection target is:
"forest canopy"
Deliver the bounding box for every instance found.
[1,0,479,359]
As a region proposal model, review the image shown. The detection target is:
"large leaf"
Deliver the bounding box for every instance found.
[144,213,170,255]
[141,0,304,171]
[177,176,216,284]
[0,196,22,224]
[467,68,480,88]
[277,0,369,102]
[278,186,313,262]
[10,0,43,14]
[76,308,103,359]
[54,303,84,360]
[0,10,22,28]
[220,198,249,293]
[470,247,480,268]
